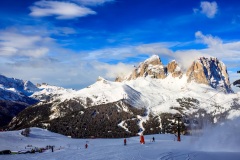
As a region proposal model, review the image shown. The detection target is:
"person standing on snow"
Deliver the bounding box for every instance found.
[140,134,145,144]
[152,137,155,142]
[85,143,88,149]
[124,138,127,146]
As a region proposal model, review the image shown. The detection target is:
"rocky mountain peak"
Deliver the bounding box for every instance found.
[120,55,167,81]
[167,60,183,78]
[0,74,39,96]
[115,55,184,82]
[186,57,232,92]
[96,76,109,84]
[144,55,162,65]
[115,55,231,92]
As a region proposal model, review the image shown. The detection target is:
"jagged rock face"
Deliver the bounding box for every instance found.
[126,55,167,80]
[186,57,232,92]
[115,55,231,92]
[167,60,183,78]
[115,55,184,82]
[115,76,124,82]
[186,60,208,84]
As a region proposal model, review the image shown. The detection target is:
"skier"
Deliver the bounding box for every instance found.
[124,138,127,146]
[85,143,88,149]
[174,134,177,141]
[140,134,145,144]
[152,137,155,142]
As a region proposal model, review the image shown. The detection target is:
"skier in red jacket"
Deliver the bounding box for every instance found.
[140,135,145,144]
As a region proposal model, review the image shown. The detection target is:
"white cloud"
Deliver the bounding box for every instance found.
[84,43,177,62]
[95,62,134,79]
[0,27,239,90]
[73,0,114,6]
[83,47,137,61]
[172,31,240,73]
[29,0,96,19]
[0,54,100,89]
[0,31,52,58]
[20,48,49,58]
[0,47,18,55]
[136,43,174,56]
[194,31,240,61]
[194,1,218,18]
[195,31,222,48]
[173,49,205,71]
[201,1,218,18]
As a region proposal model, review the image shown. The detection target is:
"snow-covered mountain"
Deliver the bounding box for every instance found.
[6,55,240,138]
[0,75,41,127]
[31,83,75,102]
[0,74,40,103]
[0,75,39,96]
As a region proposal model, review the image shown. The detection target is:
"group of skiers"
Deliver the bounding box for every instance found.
[123,135,155,145]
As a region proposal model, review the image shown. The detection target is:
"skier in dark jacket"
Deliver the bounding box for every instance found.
[152,137,155,142]
[124,138,127,146]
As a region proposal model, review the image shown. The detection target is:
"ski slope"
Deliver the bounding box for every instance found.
[1,125,240,160]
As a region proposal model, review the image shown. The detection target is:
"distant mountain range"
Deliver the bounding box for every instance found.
[0,75,39,127]
[2,55,240,138]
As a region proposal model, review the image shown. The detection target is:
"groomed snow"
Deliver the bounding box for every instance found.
[1,126,240,160]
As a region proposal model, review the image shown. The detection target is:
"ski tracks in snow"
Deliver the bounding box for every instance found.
[158,151,197,160]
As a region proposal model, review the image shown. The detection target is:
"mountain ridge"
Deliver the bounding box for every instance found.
[116,55,232,93]
[0,74,39,127]
[1,55,240,138]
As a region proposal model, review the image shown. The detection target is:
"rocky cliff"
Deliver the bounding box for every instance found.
[116,55,182,81]
[116,55,231,92]
[186,57,232,92]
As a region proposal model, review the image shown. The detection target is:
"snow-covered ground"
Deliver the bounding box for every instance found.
[1,121,240,160]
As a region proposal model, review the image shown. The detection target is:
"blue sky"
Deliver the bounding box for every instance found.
[0,0,240,90]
